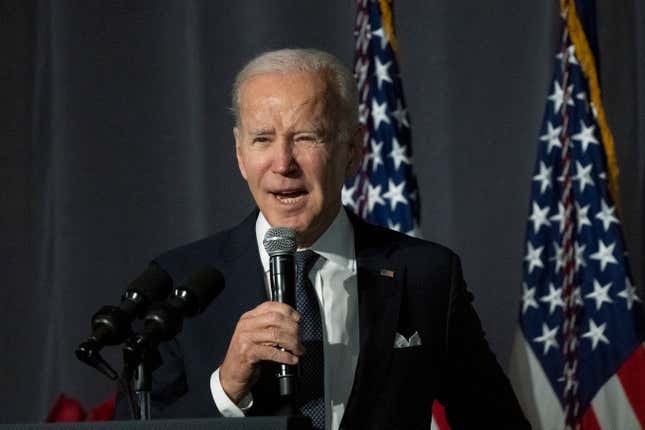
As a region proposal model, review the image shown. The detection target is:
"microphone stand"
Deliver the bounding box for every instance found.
[122,338,161,420]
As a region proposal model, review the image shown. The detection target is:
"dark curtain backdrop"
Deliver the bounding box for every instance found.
[2,0,643,423]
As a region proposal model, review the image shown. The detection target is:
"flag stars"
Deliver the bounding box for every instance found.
[596,199,619,231]
[575,202,592,233]
[382,179,408,211]
[529,202,550,233]
[368,139,384,172]
[555,45,579,65]
[532,162,553,194]
[550,202,566,233]
[366,182,386,213]
[573,161,595,192]
[576,91,590,112]
[341,181,359,213]
[374,57,393,90]
[572,120,600,153]
[388,137,411,170]
[533,323,559,355]
[539,122,563,154]
[618,277,641,310]
[522,283,539,314]
[585,280,613,311]
[540,283,564,314]
[574,242,587,272]
[571,287,585,307]
[550,241,565,274]
[371,26,388,50]
[582,319,609,350]
[547,81,574,114]
[524,242,545,274]
[387,219,402,232]
[589,240,618,271]
[391,99,410,129]
[371,99,390,130]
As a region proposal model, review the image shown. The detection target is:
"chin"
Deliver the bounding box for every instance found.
[264,210,309,231]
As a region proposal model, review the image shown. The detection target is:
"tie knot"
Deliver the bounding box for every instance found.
[295,250,319,275]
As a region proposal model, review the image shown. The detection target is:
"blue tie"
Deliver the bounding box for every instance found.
[294,250,324,430]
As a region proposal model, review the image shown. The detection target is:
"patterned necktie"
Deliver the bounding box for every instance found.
[294,250,324,430]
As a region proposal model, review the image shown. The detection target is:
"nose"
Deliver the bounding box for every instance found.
[271,139,298,176]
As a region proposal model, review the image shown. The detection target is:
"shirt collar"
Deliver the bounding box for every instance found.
[255,208,356,274]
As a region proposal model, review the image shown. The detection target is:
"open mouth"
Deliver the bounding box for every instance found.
[271,190,308,205]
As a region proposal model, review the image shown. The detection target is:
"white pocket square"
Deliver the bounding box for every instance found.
[393,331,422,348]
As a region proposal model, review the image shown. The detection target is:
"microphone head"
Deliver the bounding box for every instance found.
[263,227,297,256]
[124,263,173,305]
[172,267,225,317]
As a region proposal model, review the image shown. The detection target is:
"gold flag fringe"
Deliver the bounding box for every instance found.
[378,0,399,55]
[562,0,621,208]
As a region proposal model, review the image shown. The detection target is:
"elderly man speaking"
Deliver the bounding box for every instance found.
[116,49,531,430]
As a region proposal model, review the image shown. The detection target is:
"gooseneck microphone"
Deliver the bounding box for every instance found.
[123,267,225,365]
[263,226,297,396]
[76,264,173,375]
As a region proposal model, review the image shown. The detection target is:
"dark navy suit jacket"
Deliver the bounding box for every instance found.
[116,209,530,429]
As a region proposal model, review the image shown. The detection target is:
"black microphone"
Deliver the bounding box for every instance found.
[263,226,297,397]
[76,264,173,374]
[123,267,225,365]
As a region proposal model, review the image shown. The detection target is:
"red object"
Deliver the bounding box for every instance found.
[432,400,451,430]
[46,394,115,422]
[87,396,116,421]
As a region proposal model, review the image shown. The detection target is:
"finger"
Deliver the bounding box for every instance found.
[249,325,305,355]
[237,310,300,336]
[253,345,300,365]
[242,301,300,322]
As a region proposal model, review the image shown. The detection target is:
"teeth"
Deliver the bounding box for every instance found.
[274,193,305,204]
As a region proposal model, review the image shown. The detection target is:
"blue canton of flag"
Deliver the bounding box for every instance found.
[343,0,420,236]
[513,5,645,429]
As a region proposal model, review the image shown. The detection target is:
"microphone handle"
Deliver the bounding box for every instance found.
[269,254,297,397]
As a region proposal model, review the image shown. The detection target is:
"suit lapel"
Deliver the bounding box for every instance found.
[343,214,403,424]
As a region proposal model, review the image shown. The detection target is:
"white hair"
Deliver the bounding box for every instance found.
[231,48,359,142]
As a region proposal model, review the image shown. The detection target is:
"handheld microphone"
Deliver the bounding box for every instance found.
[263,226,297,396]
[76,264,173,373]
[123,267,225,365]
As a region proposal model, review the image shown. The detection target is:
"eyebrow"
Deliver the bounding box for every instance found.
[248,125,327,136]
[249,128,275,135]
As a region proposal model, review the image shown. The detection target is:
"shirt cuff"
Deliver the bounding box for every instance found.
[210,368,253,417]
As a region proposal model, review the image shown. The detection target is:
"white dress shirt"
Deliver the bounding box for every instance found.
[210,209,359,430]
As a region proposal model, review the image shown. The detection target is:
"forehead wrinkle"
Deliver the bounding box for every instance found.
[239,72,336,135]
[284,93,333,134]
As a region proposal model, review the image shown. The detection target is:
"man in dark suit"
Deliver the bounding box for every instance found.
[117,48,530,429]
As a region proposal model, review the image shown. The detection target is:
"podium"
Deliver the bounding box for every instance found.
[0,417,312,430]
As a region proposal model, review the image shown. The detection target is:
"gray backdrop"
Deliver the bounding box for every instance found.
[1,0,643,423]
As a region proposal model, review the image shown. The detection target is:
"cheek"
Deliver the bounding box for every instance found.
[314,159,345,197]
[242,156,269,184]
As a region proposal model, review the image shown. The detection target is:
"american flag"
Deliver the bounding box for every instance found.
[346,1,451,428]
[343,0,420,237]
[510,1,645,429]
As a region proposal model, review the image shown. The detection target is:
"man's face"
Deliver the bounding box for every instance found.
[234,71,360,246]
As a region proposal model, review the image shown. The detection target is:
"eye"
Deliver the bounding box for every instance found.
[252,136,271,144]
[294,134,318,143]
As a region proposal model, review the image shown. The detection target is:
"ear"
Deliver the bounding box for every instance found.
[345,126,364,179]
[234,127,248,181]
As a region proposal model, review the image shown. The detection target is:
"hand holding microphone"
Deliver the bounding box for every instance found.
[219,226,304,403]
